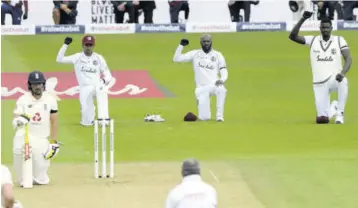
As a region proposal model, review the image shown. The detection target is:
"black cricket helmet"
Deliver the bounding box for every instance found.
[27,70,46,90]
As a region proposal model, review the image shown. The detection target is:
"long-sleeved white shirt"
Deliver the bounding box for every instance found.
[56,44,113,87]
[173,45,228,88]
[165,175,217,208]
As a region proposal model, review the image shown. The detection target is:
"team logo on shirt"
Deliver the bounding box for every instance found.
[28,104,32,108]
[331,48,336,55]
[44,104,47,111]
[316,55,333,62]
[211,56,216,62]
[93,60,98,66]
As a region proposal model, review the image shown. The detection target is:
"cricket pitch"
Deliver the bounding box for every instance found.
[13,162,264,208]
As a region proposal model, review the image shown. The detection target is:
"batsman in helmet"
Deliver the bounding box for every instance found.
[12,70,60,187]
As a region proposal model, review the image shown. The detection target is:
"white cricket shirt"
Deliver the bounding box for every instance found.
[304,35,349,83]
[56,44,113,87]
[165,175,217,208]
[13,92,58,138]
[1,165,13,208]
[173,45,228,88]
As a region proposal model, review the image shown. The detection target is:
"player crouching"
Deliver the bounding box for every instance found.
[12,71,60,187]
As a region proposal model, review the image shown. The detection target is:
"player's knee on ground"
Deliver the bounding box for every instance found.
[316,116,329,124]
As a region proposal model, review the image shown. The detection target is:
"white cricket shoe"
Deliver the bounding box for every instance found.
[80,121,94,127]
[335,113,344,124]
[329,100,338,119]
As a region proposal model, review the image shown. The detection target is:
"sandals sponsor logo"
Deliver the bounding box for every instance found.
[1,71,165,100]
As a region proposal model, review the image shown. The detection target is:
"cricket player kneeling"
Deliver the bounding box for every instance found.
[173,34,228,122]
[289,13,352,124]
[12,71,60,187]
[56,36,113,126]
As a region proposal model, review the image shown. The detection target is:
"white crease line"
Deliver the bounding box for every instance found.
[209,170,220,183]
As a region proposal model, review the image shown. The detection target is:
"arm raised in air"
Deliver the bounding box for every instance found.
[173,39,198,63]
[289,11,313,45]
[56,37,78,64]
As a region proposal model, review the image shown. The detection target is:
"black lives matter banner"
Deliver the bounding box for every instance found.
[91,0,115,24]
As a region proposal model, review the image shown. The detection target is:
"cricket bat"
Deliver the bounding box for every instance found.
[22,124,33,188]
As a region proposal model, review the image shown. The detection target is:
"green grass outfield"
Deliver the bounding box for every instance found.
[1,31,358,208]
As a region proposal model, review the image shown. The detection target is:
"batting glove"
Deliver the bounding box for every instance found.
[44,140,60,160]
[12,114,30,129]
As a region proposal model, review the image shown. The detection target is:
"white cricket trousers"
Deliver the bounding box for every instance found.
[313,75,348,117]
[195,84,227,120]
[79,85,109,125]
[13,135,50,186]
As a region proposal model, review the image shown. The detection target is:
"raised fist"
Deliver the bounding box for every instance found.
[302,11,313,20]
[64,37,73,45]
[180,39,189,46]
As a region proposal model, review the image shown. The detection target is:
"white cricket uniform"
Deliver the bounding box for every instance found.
[1,165,13,208]
[165,175,217,208]
[12,92,58,185]
[304,35,349,118]
[173,45,228,121]
[56,44,113,125]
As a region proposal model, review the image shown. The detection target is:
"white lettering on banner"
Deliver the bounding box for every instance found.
[91,0,115,24]
[140,25,180,32]
[242,23,282,30]
[1,1,348,26]
[40,26,81,33]
[86,24,135,34]
[186,23,236,33]
[1,25,35,35]
[343,22,358,28]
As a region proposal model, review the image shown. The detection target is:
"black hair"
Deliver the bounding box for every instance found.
[320,18,332,26]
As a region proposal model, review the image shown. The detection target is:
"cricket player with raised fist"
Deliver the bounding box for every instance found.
[12,71,60,187]
[56,35,114,126]
[289,12,352,124]
[1,165,23,208]
[173,34,228,122]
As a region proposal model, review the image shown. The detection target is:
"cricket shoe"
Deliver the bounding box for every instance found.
[329,100,338,119]
[80,121,94,127]
[216,118,224,122]
[335,112,344,124]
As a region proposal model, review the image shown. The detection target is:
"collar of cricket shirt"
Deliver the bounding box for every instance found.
[319,35,333,42]
[182,175,202,182]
